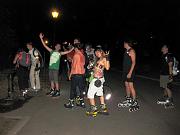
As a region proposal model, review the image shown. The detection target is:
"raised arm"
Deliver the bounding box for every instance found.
[104,51,110,70]
[39,33,52,52]
[60,46,74,55]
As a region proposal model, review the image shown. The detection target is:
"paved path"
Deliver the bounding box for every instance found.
[1,70,180,135]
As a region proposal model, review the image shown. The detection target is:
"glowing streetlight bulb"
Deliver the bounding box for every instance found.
[45,40,48,44]
[52,10,59,19]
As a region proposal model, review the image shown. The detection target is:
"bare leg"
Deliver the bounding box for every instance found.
[89,98,96,106]
[100,96,105,105]
[125,81,131,97]
[55,82,59,90]
[166,88,172,98]
[51,81,55,90]
[163,89,168,97]
[129,82,136,99]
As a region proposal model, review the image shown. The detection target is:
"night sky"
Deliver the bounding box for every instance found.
[0,0,180,69]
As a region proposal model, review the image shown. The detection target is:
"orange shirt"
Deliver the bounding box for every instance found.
[71,50,85,75]
[67,50,75,62]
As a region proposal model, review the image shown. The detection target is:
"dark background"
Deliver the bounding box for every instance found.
[0,0,180,74]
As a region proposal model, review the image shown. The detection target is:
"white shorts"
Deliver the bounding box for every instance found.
[87,78,105,99]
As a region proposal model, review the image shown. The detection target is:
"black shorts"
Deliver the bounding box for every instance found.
[122,71,135,82]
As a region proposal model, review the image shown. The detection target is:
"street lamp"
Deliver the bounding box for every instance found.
[52,10,59,19]
[51,9,60,44]
[45,40,49,44]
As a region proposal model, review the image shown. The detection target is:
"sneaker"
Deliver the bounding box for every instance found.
[98,104,109,115]
[46,89,54,96]
[64,99,75,108]
[86,105,98,117]
[51,90,60,98]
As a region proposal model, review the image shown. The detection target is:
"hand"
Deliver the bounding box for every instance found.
[39,33,44,39]
[127,73,132,79]
[105,51,110,61]
[63,41,68,45]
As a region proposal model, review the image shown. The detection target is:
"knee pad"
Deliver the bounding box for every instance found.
[94,79,102,88]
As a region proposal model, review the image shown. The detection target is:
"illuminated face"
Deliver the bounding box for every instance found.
[123,42,129,49]
[95,50,102,58]
[26,44,32,50]
[55,44,61,51]
[74,39,80,44]
[161,46,168,54]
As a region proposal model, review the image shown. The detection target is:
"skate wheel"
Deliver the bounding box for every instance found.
[118,103,122,108]
[157,101,161,104]
[129,108,133,112]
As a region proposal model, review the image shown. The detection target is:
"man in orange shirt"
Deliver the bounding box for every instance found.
[64,42,86,108]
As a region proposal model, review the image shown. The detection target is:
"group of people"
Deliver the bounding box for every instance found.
[13,33,176,116]
[13,42,43,96]
[39,33,111,116]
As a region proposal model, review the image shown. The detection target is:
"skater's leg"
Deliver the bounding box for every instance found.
[50,81,55,90]
[125,81,131,97]
[128,82,136,100]
[89,98,96,106]
[166,88,172,98]
[55,82,59,91]
[163,89,168,97]
[99,96,105,105]
[70,75,77,99]
[35,70,40,90]
[29,66,35,89]
[64,75,77,108]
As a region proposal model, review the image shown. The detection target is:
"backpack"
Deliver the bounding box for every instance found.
[33,48,44,68]
[165,53,179,76]
[18,51,31,67]
[172,57,179,76]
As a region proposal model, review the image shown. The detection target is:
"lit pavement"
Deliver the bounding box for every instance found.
[1,70,180,135]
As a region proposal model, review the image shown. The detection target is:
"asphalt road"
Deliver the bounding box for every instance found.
[1,70,180,135]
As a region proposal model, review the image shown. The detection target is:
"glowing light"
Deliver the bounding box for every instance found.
[105,93,112,100]
[45,40,48,44]
[52,10,59,18]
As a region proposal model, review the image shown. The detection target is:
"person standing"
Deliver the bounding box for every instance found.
[39,33,74,98]
[118,40,139,112]
[13,49,30,97]
[86,49,110,117]
[27,42,41,91]
[158,45,174,108]
[64,43,86,108]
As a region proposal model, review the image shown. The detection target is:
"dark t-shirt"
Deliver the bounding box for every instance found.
[123,48,134,73]
[160,53,173,75]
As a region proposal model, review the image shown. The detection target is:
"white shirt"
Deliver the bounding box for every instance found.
[29,48,39,66]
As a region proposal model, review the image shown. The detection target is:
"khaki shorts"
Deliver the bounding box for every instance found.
[49,69,59,83]
[160,75,170,88]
